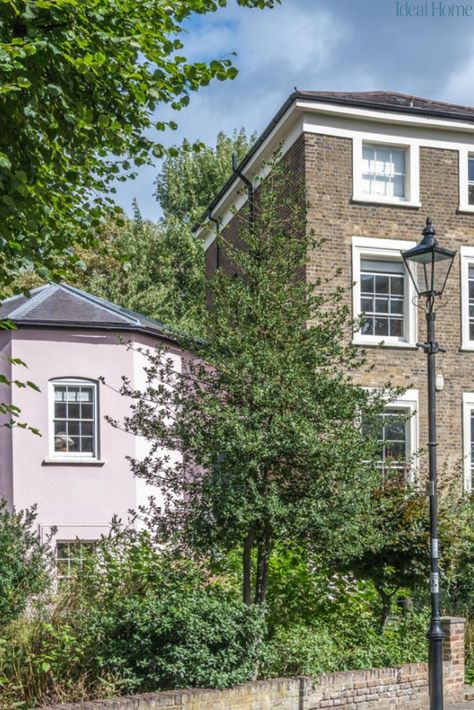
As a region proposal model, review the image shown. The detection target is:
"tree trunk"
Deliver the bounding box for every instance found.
[376,585,394,631]
[254,528,272,605]
[243,530,254,605]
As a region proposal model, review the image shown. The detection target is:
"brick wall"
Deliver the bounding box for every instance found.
[37,617,465,710]
[304,132,474,481]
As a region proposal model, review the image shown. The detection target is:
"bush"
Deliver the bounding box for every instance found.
[0,501,51,628]
[84,585,265,692]
[0,530,266,706]
[260,611,428,678]
[261,624,342,677]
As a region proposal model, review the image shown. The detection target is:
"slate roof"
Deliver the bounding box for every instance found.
[295,90,474,121]
[0,283,179,344]
[195,90,474,231]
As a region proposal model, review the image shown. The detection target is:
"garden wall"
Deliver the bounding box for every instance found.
[38,617,465,710]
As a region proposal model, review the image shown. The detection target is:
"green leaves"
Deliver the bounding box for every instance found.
[0,0,275,298]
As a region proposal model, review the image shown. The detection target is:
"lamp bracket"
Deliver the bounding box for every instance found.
[416,341,445,354]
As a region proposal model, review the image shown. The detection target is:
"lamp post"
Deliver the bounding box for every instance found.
[401,218,456,710]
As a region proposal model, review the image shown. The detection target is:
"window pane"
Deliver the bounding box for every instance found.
[66,387,80,401]
[79,388,93,402]
[392,174,405,198]
[68,421,80,436]
[360,273,374,292]
[469,157,474,182]
[390,298,404,315]
[67,403,80,419]
[469,183,474,206]
[389,319,404,337]
[54,387,66,401]
[375,318,389,335]
[390,275,404,295]
[80,437,94,453]
[54,402,67,419]
[81,404,93,419]
[81,421,93,436]
[375,298,388,314]
[52,381,96,457]
[375,275,389,294]
[360,261,406,339]
[362,144,406,198]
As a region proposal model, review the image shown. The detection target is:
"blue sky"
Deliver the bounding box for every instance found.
[114,0,474,220]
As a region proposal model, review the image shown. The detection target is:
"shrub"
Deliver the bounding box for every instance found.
[0,501,51,628]
[261,624,342,677]
[84,585,265,692]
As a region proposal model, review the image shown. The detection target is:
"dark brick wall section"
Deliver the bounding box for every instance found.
[37,618,465,710]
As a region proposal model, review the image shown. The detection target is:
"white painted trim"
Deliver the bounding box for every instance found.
[352,236,417,348]
[365,387,419,483]
[39,522,111,545]
[352,136,420,207]
[296,99,474,133]
[48,378,99,461]
[458,146,474,212]
[460,247,474,349]
[462,392,474,492]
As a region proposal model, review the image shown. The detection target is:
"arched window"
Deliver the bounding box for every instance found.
[49,378,98,459]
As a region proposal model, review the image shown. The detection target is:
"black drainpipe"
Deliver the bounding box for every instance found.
[232,153,254,233]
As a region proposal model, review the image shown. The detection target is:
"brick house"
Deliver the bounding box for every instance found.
[195,90,474,490]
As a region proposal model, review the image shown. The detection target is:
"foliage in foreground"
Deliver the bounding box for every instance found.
[0,0,275,296]
[0,530,266,707]
[6,516,474,706]
[110,155,398,608]
[0,501,51,629]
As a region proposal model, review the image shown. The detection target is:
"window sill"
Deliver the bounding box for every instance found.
[457,205,474,214]
[351,195,421,209]
[352,336,417,349]
[459,344,474,352]
[42,459,105,467]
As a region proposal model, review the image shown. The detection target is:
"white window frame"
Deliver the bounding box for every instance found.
[48,378,99,462]
[353,136,420,207]
[460,246,474,350]
[463,392,474,492]
[352,236,417,347]
[458,147,474,213]
[364,388,419,483]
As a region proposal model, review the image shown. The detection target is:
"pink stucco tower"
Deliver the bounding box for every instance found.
[0,284,182,565]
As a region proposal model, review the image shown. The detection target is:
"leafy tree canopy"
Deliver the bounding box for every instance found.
[0,0,275,296]
[110,156,396,605]
[156,128,256,224]
[7,128,256,335]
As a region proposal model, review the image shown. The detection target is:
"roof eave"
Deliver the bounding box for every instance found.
[193,91,474,237]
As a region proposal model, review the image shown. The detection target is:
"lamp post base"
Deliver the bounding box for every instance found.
[428,620,445,710]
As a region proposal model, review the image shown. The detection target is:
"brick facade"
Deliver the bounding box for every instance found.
[37,618,466,710]
[304,132,474,480]
[204,115,474,486]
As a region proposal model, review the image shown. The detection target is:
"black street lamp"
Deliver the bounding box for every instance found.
[401,218,456,710]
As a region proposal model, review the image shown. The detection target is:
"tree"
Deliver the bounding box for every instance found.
[0,1,276,297]
[108,156,394,606]
[0,501,51,627]
[156,128,256,224]
[6,129,256,335]
[331,473,430,629]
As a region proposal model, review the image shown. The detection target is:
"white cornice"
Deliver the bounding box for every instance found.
[198,98,474,250]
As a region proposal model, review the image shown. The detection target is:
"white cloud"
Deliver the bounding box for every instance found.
[440,48,474,106]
